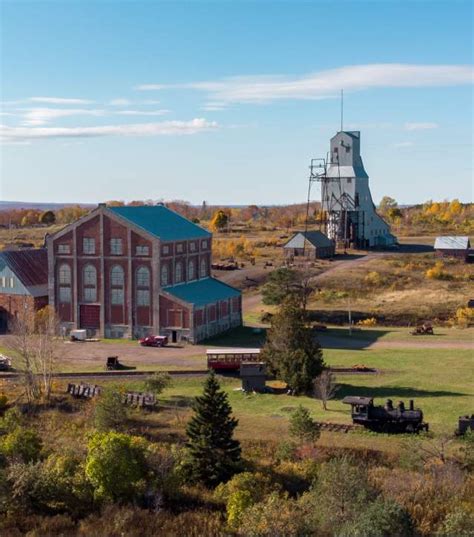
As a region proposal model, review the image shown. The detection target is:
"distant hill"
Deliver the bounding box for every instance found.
[0,201,95,211]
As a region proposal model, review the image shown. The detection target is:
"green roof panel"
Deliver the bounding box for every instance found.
[109,205,211,242]
[164,277,240,306]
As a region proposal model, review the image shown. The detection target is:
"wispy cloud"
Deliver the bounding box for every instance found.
[404,122,439,131]
[136,64,474,105]
[0,118,218,142]
[114,109,170,116]
[29,97,94,105]
[109,98,132,106]
[109,98,162,106]
[21,108,105,126]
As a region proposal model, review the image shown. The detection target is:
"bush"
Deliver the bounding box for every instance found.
[94,388,128,432]
[364,271,383,286]
[452,307,474,328]
[85,431,148,503]
[144,372,172,396]
[425,261,452,280]
[1,427,43,463]
[289,406,320,444]
[357,317,377,327]
[0,395,8,413]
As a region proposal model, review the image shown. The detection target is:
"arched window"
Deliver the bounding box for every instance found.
[136,266,150,306]
[83,264,97,302]
[175,261,183,283]
[110,265,124,305]
[161,264,169,286]
[59,264,71,285]
[200,258,207,278]
[188,259,195,281]
[58,264,71,303]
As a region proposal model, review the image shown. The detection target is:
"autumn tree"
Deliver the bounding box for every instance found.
[39,210,56,225]
[185,371,241,487]
[210,210,229,232]
[261,298,324,394]
[313,370,339,410]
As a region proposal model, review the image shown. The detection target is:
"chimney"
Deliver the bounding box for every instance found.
[409,400,414,411]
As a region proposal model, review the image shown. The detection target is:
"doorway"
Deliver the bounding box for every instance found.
[172,330,177,343]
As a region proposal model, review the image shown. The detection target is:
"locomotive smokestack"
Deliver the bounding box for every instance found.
[409,400,414,411]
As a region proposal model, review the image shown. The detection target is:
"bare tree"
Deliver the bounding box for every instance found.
[6,301,59,404]
[313,370,339,410]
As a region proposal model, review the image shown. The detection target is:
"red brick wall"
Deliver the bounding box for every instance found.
[131,231,152,257]
[55,230,73,254]
[194,308,204,327]
[76,215,101,256]
[160,295,190,329]
[104,216,128,256]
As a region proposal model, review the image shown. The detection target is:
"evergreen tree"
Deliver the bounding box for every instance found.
[185,371,241,487]
[261,298,325,394]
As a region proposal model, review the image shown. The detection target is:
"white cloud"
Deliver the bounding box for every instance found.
[404,122,439,131]
[115,109,170,116]
[0,118,218,141]
[29,97,94,105]
[21,108,105,126]
[109,98,132,106]
[135,63,474,104]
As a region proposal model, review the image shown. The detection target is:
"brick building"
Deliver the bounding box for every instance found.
[46,204,242,342]
[0,249,49,333]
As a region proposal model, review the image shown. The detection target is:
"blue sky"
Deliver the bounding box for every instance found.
[1,0,472,205]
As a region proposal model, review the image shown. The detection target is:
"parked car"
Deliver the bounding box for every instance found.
[139,335,169,347]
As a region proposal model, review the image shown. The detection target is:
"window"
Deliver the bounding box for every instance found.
[189,242,196,252]
[136,245,149,256]
[176,243,183,253]
[59,264,71,285]
[59,286,71,303]
[58,244,70,254]
[111,288,124,305]
[83,237,95,255]
[136,266,150,288]
[175,261,183,283]
[9,277,14,288]
[161,264,169,286]
[83,264,97,302]
[347,178,352,184]
[136,266,150,307]
[162,245,170,255]
[0,277,5,287]
[202,240,208,249]
[110,238,123,255]
[200,258,207,278]
[136,289,150,306]
[188,259,195,280]
[110,265,124,286]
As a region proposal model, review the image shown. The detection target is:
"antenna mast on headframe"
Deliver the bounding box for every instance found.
[340,89,344,132]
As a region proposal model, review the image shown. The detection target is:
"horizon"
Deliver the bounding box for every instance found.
[1,1,473,205]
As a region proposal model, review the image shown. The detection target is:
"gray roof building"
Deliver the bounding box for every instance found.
[434,236,470,250]
[284,231,334,249]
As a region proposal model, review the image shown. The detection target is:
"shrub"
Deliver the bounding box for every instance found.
[94,388,128,432]
[357,317,377,327]
[425,261,452,280]
[452,307,474,328]
[85,431,148,502]
[144,372,172,396]
[364,271,382,286]
[0,394,8,412]
[289,406,320,444]
[1,427,43,463]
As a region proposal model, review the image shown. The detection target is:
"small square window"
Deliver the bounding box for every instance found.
[162,245,170,255]
[202,240,208,249]
[58,244,70,254]
[83,238,95,255]
[189,242,196,252]
[110,238,123,255]
[136,245,149,256]
[176,243,183,253]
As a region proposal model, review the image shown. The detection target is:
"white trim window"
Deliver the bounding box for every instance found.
[58,263,72,303]
[59,286,72,303]
[189,242,196,252]
[83,264,97,302]
[188,259,195,280]
[136,245,149,256]
[83,237,95,255]
[110,238,123,255]
[175,261,183,283]
[176,243,183,253]
[59,263,71,285]
[200,258,207,278]
[161,264,169,286]
[110,265,124,305]
[202,240,208,249]
[58,244,70,254]
[136,266,150,307]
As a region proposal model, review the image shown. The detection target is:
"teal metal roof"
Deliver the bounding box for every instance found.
[108,205,211,242]
[164,277,240,306]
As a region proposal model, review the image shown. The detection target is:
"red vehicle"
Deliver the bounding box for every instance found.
[207,348,261,371]
[139,335,169,347]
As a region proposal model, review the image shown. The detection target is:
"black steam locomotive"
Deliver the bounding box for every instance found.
[343,396,429,433]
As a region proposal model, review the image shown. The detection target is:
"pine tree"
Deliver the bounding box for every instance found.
[186,371,241,487]
[261,298,325,394]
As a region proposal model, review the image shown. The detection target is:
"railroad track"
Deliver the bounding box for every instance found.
[315,421,360,433]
